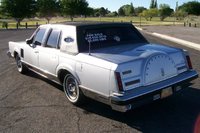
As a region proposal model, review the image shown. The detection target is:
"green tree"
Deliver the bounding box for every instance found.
[159,4,174,21]
[93,7,110,17]
[85,7,94,17]
[0,4,2,18]
[118,7,125,16]
[93,8,100,17]
[175,1,179,12]
[140,10,149,21]
[135,6,147,16]
[113,11,118,16]
[37,0,59,23]
[106,11,118,17]
[60,0,89,21]
[99,7,108,16]
[1,0,36,24]
[150,0,157,9]
[150,0,155,9]
[179,1,200,15]
[129,3,135,15]
[141,8,158,21]
[149,8,159,20]
[173,10,187,20]
[123,5,131,16]
[154,0,158,9]
[118,3,135,16]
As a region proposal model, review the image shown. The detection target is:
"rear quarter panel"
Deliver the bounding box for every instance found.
[75,54,118,97]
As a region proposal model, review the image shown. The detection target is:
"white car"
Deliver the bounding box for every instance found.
[7,22,198,112]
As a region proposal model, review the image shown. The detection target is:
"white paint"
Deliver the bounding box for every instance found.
[136,26,200,51]
[152,33,200,51]
[136,27,143,31]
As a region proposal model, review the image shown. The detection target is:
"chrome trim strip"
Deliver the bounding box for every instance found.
[79,85,109,98]
[28,67,61,85]
[79,85,110,105]
[22,61,57,77]
[21,61,61,84]
[125,79,140,86]
[122,70,132,75]
[177,65,187,71]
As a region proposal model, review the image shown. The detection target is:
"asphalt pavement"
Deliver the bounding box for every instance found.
[142,25,200,44]
[0,29,200,133]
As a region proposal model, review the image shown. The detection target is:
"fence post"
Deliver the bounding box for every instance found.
[130,20,132,23]
[36,22,38,28]
[25,23,28,29]
[189,23,191,27]
[5,23,8,29]
[184,22,186,27]
[194,23,197,27]
[16,23,18,29]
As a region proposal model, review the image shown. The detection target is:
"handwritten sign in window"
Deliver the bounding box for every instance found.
[85,33,107,43]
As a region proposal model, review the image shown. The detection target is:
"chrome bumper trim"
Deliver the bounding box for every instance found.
[110,70,198,112]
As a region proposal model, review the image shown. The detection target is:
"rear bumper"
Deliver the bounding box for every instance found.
[110,70,198,112]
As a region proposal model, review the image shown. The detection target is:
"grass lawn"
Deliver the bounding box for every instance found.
[0,16,185,29]
[0,17,69,29]
[74,16,184,26]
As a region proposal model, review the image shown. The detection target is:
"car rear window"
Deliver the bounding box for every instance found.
[78,25,147,52]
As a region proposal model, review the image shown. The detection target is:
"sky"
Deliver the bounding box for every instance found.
[87,0,200,11]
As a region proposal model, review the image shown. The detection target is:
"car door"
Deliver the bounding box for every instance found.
[38,29,61,76]
[24,28,47,68]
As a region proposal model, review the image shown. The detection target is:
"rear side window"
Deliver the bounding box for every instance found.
[46,29,61,48]
[33,28,46,45]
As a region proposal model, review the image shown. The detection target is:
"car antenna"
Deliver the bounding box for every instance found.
[88,40,91,55]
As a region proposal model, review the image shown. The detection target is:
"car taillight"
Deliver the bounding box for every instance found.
[115,72,123,92]
[186,55,193,69]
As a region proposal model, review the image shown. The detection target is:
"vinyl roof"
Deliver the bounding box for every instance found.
[59,21,132,27]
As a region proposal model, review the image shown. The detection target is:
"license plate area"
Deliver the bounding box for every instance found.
[161,87,173,99]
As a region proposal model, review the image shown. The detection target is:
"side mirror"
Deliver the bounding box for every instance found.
[29,43,36,48]
[26,39,36,48]
[26,39,32,44]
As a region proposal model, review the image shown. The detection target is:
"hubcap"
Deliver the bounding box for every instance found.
[64,75,79,102]
[16,56,22,71]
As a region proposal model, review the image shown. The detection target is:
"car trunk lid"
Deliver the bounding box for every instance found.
[89,43,183,90]
[89,43,180,64]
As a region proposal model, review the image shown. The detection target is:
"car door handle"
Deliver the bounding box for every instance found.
[34,51,39,53]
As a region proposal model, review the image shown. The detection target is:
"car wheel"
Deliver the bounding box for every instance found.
[63,74,84,105]
[15,54,28,74]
